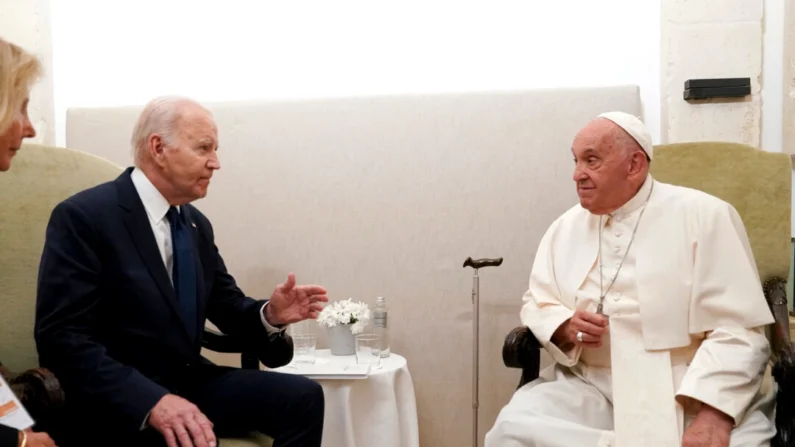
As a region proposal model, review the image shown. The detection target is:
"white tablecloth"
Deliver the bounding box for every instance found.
[275,349,420,447]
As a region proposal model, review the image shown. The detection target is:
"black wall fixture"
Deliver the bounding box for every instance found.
[683,78,751,100]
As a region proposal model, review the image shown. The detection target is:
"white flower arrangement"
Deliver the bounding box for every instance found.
[317,298,370,335]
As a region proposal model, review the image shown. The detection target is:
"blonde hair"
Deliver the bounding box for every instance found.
[0,37,42,135]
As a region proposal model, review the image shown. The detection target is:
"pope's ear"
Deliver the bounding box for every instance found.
[629,150,647,175]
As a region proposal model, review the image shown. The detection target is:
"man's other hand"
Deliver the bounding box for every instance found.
[682,405,732,447]
[19,430,57,447]
[553,309,608,348]
[149,394,216,447]
[265,273,329,326]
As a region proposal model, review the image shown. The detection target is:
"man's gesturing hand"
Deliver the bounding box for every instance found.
[149,394,216,447]
[265,273,329,326]
[553,309,609,348]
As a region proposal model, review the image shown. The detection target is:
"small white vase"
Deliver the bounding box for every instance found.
[327,324,355,355]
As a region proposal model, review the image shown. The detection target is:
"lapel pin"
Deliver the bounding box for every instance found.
[191,222,196,228]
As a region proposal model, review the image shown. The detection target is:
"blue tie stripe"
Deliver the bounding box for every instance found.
[166,206,198,339]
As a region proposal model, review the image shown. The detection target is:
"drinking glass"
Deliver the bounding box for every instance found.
[355,334,381,367]
[293,334,317,364]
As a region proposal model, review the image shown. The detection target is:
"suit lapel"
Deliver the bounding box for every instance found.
[115,168,194,343]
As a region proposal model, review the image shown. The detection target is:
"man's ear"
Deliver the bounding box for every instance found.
[628,151,646,176]
[149,135,167,166]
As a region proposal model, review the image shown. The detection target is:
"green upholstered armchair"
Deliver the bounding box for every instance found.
[501,142,794,446]
[0,144,279,447]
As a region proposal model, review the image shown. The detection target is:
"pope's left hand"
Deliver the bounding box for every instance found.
[681,405,732,447]
[264,273,329,326]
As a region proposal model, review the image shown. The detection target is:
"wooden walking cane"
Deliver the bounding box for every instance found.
[463,256,503,447]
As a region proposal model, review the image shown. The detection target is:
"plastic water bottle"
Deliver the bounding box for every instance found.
[373,296,390,358]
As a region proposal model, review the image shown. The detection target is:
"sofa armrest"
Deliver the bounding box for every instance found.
[0,365,65,433]
[202,327,248,353]
[202,328,294,370]
[9,367,65,409]
[764,277,792,359]
[763,277,795,447]
[502,326,541,388]
[772,349,795,447]
[202,327,261,369]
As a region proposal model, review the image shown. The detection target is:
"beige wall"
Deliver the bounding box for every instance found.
[0,0,56,145]
[661,0,764,146]
[784,0,795,157]
[46,1,663,147]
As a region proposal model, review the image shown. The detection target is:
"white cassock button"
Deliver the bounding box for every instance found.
[614,246,621,253]
[615,231,622,237]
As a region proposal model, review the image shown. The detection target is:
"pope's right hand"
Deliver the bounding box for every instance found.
[149,394,217,447]
[555,309,608,348]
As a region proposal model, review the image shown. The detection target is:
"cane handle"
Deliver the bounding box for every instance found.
[463,256,503,269]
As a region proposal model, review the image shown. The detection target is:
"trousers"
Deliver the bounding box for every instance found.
[485,363,776,447]
[52,365,325,447]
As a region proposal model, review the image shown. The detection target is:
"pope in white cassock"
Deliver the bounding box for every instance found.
[485,112,777,447]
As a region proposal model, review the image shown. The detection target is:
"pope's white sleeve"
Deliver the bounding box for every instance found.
[675,326,769,424]
[676,201,774,423]
[686,201,774,335]
[520,222,580,367]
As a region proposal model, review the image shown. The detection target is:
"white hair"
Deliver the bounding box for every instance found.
[130,95,205,166]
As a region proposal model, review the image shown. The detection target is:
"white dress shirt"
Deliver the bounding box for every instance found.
[130,168,285,336]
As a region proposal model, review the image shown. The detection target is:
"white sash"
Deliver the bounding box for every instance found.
[610,316,682,446]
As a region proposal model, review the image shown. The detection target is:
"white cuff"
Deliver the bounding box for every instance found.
[545,340,581,367]
[260,302,288,336]
[141,410,151,431]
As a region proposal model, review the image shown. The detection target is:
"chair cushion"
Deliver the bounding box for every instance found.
[650,142,791,282]
[219,433,274,447]
[0,144,124,372]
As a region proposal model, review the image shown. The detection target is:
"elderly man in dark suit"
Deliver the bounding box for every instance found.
[34,96,327,447]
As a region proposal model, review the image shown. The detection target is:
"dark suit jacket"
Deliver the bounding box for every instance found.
[0,425,17,447]
[34,168,289,434]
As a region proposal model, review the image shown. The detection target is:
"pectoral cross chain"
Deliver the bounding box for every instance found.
[596,181,654,315]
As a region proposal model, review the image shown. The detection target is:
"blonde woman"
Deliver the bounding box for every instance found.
[0,37,38,171]
[0,37,57,447]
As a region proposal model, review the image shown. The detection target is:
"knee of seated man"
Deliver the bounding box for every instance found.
[485,415,523,447]
[290,376,325,416]
[303,377,324,403]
